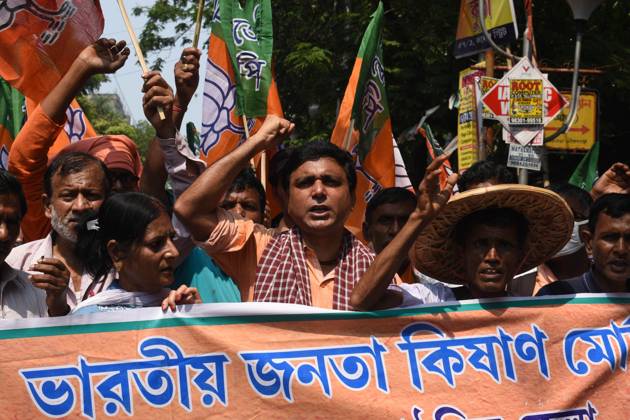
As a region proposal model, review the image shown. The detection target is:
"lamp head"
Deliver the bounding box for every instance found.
[565,0,605,21]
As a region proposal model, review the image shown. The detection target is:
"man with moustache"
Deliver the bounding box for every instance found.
[351,184,573,309]
[7,153,112,310]
[8,38,132,243]
[175,119,451,309]
[0,170,68,319]
[538,193,630,295]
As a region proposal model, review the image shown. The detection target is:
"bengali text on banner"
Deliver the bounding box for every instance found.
[0,296,628,418]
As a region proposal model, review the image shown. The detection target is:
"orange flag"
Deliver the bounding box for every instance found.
[200,0,282,168]
[331,2,398,238]
[0,0,104,103]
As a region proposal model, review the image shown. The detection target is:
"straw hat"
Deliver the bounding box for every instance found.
[414,184,573,284]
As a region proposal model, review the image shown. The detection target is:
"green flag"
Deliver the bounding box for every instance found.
[0,78,25,169]
[0,78,25,139]
[220,0,274,118]
[350,1,390,161]
[569,141,600,191]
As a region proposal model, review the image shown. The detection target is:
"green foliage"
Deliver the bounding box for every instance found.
[77,95,155,160]
[133,0,213,70]
[81,74,107,95]
[133,0,630,182]
[283,43,333,75]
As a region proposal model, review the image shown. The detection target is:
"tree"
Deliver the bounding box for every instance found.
[133,0,630,183]
[77,94,156,159]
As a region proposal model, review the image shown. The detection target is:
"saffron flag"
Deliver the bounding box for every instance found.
[331,1,397,236]
[0,0,104,103]
[200,0,283,168]
[1,297,629,417]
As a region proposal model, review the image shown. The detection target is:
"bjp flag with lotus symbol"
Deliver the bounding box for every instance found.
[200,0,283,168]
[0,1,101,157]
[331,2,409,237]
[0,0,104,102]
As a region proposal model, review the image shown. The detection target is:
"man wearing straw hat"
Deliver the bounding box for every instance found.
[351,179,573,309]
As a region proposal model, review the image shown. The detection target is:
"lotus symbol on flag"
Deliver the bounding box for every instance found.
[0,145,8,170]
[65,105,86,143]
[211,0,220,23]
[0,0,77,45]
[201,58,245,154]
[352,144,382,203]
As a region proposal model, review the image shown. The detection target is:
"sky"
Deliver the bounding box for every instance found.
[99,1,210,127]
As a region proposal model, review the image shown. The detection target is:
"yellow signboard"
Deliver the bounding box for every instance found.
[458,84,478,170]
[454,0,518,58]
[509,78,544,125]
[545,91,597,151]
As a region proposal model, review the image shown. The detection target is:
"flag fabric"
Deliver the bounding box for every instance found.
[331,1,396,236]
[569,141,600,191]
[0,78,25,169]
[0,0,104,103]
[219,0,273,118]
[418,123,455,190]
[200,0,283,168]
[25,98,98,159]
[393,137,412,189]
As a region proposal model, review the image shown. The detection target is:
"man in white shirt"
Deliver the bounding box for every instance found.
[0,171,67,319]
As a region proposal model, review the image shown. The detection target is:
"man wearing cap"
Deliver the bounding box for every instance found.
[537,193,630,295]
[6,40,130,310]
[9,38,133,243]
[351,182,573,309]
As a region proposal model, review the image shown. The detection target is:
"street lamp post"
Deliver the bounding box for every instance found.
[478,0,605,184]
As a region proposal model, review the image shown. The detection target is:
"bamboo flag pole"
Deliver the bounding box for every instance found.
[342,119,355,151]
[117,0,165,120]
[243,114,256,169]
[260,149,267,191]
[192,0,205,49]
[242,115,250,139]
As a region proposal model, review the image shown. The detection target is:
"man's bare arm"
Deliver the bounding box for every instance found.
[42,38,129,124]
[350,155,458,311]
[174,115,294,241]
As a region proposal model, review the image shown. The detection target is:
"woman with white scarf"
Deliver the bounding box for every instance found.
[72,192,201,314]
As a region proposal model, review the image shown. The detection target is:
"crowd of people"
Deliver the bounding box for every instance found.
[1,38,629,320]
